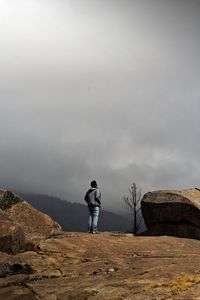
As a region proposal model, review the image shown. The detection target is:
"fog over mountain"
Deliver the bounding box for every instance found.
[0,0,200,213]
[20,193,131,232]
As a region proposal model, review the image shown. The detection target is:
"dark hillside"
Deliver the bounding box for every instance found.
[20,193,130,232]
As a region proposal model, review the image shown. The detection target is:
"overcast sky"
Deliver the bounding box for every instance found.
[0,0,200,212]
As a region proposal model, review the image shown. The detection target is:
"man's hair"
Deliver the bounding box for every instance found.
[91,180,97,188]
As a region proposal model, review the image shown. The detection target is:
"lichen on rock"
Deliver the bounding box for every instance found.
[0,190,22,210]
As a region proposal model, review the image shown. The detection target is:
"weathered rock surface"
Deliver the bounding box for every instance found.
[0,209,26,254]
[0,189,62,253]
[141,188,200,239]
[0,232,200,299]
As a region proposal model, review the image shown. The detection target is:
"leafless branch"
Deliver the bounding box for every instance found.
[123,182,142,235]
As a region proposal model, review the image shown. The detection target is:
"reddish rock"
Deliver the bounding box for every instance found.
[0,189,62,253]
[0,209,26,254]
[141,188,200,239]
[0,233,200,299]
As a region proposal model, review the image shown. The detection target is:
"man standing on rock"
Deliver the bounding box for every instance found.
[84,180,101,233]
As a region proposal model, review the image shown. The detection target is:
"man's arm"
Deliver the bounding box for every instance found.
[84,191,89,203]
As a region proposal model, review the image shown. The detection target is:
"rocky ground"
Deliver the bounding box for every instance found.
[0,232,200,300]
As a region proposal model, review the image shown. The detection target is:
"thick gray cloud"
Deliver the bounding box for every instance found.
[0,0,200,213]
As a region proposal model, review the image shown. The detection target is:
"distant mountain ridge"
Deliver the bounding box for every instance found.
[19,193,130,232]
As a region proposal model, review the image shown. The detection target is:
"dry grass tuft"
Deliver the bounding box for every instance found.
[47,257,58,267]
[170,274,200,294]
[144,274,200,297]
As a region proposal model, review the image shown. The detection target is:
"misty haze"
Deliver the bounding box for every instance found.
[1,0,200,214]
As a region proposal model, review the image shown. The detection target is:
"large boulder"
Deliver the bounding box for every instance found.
[0,209,26,254]
[141,188,200,239]
[0,189,62,253]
